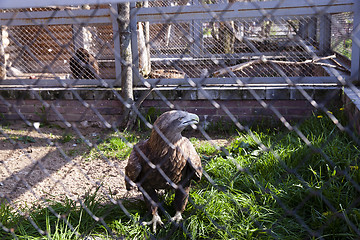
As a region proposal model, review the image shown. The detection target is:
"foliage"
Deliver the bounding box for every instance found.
[16,135,36,144]
[136,107,162,131]
[334,38,352,59]
[59,133,73,143]
[87,131,140,161]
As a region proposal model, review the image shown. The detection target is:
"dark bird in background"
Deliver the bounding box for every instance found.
[69,48,99,79]
[125,110,202,232]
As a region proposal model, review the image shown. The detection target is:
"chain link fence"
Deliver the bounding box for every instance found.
[0,0,360,239]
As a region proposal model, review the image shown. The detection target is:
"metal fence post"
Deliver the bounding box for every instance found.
[351,0,360,84]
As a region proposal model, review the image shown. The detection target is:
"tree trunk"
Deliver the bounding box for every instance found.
[138,1,151,76]
[223,21,235,54]
[138,22,151,76]
[117,2,134,128]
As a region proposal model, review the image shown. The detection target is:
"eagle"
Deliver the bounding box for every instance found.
[125,110,202,232]
[69,48,99,79]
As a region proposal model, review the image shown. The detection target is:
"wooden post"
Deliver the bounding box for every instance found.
[299,17,317,46]
[191,20,203,57]
[0,26,8,80]
[130,2,141,85]
[190,0,202,58]
[72,25,94,51]
[298,19,308,40]
[319,13,331,55]
[111,4,122,86]
[308,17,317,45]
[351,0,360,84]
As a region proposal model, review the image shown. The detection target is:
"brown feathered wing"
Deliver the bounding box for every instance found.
[125,139,147,191]
[125,137,202,190]
[180,137,202,182]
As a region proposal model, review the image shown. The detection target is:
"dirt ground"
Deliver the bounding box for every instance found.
[0,121,230,210]
[0,121,143,209]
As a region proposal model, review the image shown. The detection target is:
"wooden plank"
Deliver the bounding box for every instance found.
[0,75,348,87]
[351,0,360,83]
[110,4,122,86]
[319,14,331,54]
[190,20,203,56]
[3,0,352,12]
[130,2,141,85]
[0,9,111,26]
[0,78,117,87]
[1,1,354,25]
[137,6,354,23]
[136,0,355,16]
[141,76,349,86]
[136,0,354,23]
[1,0,131,10]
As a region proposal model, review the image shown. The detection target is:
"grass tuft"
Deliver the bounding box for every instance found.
[87,131,140,161]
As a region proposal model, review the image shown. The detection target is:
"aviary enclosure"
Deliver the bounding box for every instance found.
[0,0,359,239]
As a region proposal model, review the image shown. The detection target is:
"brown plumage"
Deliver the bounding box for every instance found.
[125,110,202,232]
[69,48,99,79]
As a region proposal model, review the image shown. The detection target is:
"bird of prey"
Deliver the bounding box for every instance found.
[69,48,99,79]
[125,110,202,232]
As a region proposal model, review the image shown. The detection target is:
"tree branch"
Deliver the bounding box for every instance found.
[211,54,350,77]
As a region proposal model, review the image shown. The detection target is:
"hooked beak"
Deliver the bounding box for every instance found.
[183,113,199,126]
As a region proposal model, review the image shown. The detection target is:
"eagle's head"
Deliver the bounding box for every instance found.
[152,110,199,142]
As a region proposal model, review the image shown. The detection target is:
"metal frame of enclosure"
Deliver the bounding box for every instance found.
[0,0,358,88]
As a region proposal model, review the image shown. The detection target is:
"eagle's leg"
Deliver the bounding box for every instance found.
[171,185,190,223]
[142,187,164,232]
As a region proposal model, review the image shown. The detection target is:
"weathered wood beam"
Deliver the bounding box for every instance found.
[0,9,111,26]
[135,0,354,23]
[351,0,360,84]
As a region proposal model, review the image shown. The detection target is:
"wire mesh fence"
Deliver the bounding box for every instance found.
[0,0,360,239]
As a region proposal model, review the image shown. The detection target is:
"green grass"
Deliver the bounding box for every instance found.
[87,131,141,161]
[1,112,360,239]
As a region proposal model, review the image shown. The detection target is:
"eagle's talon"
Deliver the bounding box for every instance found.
[170,211,183,224]
[142,213,164,232]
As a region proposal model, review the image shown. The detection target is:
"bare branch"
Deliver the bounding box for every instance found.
[212,55,350,77]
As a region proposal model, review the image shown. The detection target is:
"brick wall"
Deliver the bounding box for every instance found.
[0,87,342,128]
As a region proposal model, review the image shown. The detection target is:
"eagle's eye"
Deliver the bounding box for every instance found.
[178,116,185,121]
